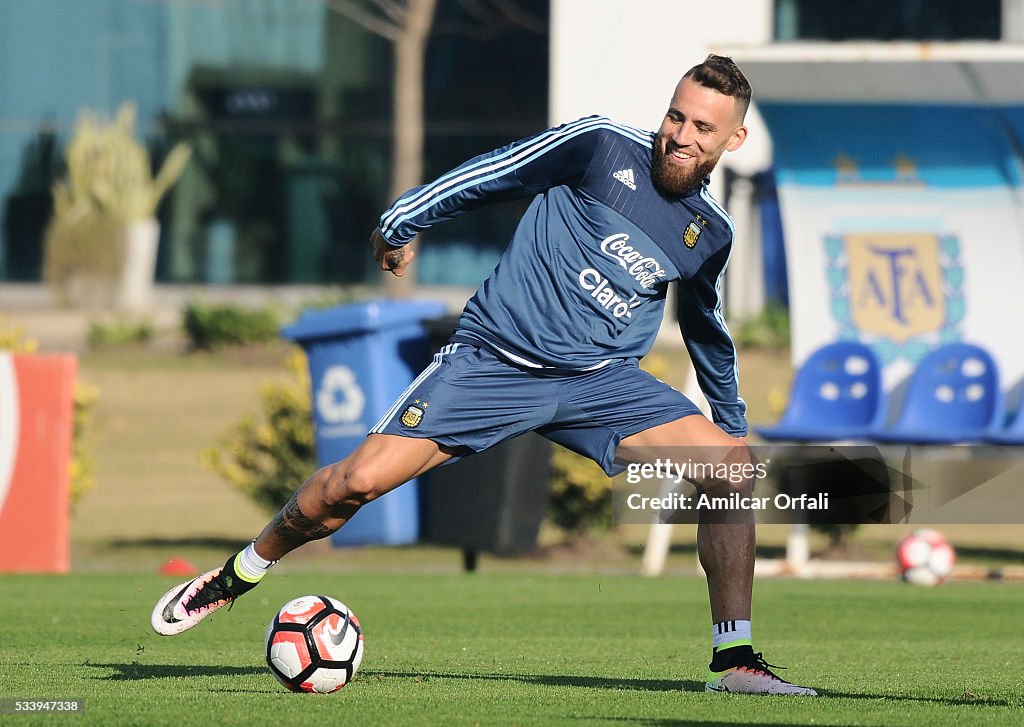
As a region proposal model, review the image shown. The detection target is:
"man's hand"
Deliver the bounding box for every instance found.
[371,228,415,277]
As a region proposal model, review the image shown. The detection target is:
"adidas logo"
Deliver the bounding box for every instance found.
[613,168,636,190]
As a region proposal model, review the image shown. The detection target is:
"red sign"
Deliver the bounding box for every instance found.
[0,354,77,573]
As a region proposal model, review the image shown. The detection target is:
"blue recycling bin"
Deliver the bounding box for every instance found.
[281,299,447,546]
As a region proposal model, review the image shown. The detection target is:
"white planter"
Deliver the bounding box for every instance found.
[117,218,160,312]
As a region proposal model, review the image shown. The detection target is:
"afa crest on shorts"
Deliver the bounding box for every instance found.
[683,215,707,248]
[400,402,425,427]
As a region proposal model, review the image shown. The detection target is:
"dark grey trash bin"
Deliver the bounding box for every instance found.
[422,316,552,569]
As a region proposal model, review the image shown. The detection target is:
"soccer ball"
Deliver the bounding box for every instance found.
[895,529,955,586]
[265,595,364,693]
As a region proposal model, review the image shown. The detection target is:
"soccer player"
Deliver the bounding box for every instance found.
[153,55,816,696]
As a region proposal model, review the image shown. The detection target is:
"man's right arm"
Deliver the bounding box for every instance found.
[371,227,414,276]
[374,115,611,249]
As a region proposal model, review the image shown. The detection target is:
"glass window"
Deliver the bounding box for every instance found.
[165,0,549,286]
[775,0,1001,41]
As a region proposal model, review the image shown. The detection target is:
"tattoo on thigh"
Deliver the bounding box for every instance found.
[270,496,332,544]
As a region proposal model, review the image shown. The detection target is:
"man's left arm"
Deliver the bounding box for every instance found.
[675,245,748,437]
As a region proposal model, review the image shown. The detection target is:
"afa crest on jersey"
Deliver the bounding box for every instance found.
[684,215,707,248]
[400,404,425,428]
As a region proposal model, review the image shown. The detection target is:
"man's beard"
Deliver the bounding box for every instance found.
[650,142,717,196]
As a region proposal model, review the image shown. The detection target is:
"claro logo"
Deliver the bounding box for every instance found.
[578,269,641,319]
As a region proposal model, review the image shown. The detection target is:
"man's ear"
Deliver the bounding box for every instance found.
[726,125,748,153]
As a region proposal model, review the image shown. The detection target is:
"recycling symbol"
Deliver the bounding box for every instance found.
[315,365,366,423]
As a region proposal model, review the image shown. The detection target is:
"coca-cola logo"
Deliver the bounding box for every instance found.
[599,234,667,289]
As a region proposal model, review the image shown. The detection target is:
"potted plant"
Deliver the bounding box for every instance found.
[44,103,191,311]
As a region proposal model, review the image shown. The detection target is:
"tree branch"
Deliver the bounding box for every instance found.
[458,0,504,26]
[436,0,547,40]
[367,0,407,25]
[489,0,547,34]
[322,0,401,42]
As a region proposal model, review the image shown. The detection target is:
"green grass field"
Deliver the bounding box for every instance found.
[1,572,1021,726]
[0,335,1019,725]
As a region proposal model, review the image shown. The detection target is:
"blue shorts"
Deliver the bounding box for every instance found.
[370,343,702,476]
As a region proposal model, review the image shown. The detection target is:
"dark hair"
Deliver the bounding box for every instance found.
[683,54,751,119]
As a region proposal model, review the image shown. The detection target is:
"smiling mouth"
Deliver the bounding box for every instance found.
[668,146,696,164]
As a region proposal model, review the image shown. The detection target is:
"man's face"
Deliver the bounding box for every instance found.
[652,77,748,196]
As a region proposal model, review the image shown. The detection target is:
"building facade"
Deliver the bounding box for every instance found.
[0,0,548,287]
[1,0,1015,288]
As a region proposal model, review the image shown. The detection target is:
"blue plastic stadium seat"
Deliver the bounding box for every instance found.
[986,396,1024,445]
[872,343,1002,444]
[756,341,883,442]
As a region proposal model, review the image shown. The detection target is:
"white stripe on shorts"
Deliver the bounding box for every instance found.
[368,343,460,434]
[493,344,612,372]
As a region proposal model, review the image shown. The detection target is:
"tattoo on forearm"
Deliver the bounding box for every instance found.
[270,496,333,545]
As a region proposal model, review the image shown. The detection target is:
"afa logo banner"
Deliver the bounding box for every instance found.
[825,232,964,364]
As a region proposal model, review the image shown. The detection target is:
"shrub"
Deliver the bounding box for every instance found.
[70,383,100,508]
[200,348,316,513]
[735,303,790,349]
[0,318,97,509]
[0,319,38,355]
[548,445,614,535]
[183,300,280,350]
[87,317,154,349]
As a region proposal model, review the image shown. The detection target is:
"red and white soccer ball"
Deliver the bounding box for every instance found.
[265,595,364,693]
[895,529,955,586]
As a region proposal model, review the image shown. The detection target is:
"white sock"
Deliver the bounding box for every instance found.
[234,541,276,583]
[712,619,752,649]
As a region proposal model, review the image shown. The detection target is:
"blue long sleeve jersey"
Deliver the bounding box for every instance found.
[378,116,747,436]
